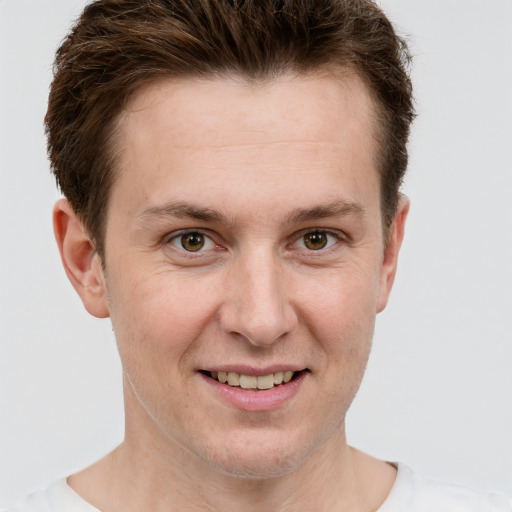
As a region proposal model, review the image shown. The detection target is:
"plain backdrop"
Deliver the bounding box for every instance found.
[1,0,511,507]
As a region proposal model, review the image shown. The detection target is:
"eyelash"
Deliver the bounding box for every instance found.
[166,229,220,255]
[291,229,344,252]
[164,228,345,256]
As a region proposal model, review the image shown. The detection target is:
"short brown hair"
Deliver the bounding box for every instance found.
[46,0,414,257]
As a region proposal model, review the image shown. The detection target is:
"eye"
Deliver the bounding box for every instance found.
[169,231,216,252]
[295,231,339,251]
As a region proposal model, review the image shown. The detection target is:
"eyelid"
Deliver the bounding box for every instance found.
[291,228,346,251]
[161,227,346,255]
[164,228,220,254]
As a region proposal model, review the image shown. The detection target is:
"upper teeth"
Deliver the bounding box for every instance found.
[211,371,295,389]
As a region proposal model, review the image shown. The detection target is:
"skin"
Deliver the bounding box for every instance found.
[54,71,408,512]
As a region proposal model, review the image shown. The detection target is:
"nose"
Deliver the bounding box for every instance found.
[219,249,298,347]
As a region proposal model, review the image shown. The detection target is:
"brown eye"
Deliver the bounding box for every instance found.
[303,232,328,250]
[181,233,205,252]
[168,231,216,253]
[169,231,217,254]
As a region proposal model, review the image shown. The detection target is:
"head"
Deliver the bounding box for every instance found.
[46,0,414,259]
[49,0,414,480]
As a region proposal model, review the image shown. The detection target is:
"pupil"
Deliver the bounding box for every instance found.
[182,233,204,251]
[305,232,327,250]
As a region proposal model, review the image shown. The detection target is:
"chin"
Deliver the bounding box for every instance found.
[197,428,321,480]
[209,452,302,480]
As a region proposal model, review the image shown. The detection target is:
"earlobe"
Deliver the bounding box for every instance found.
[376,195,410,313]
[53,199,110,319]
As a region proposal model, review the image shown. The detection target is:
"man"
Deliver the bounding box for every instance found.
[6,1,511,511]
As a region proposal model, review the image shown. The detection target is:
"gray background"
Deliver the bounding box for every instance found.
[1,0,511,506]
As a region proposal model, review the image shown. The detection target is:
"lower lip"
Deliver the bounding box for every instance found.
[200,371,307,412]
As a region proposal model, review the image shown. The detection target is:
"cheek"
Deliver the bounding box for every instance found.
[298,265,378,386]
[107,269,220,372]
[300,261,380,333]
[106,271,222,428]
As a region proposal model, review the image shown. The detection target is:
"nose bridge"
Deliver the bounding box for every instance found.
[220,245,296,346]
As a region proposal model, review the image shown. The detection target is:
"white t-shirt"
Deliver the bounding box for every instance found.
[5,463,512,511]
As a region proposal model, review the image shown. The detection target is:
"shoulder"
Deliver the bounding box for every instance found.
[2,479,99,512]
[379,463,512,512]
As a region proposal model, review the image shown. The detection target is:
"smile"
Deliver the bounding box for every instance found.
[203,370,299,390]
[200,368,308,411]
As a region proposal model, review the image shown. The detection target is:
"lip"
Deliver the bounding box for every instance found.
[201,364,305,376]
[199,369,308,412]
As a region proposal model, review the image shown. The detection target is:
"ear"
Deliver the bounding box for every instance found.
[53,198,110,318]
[376,195,409,313]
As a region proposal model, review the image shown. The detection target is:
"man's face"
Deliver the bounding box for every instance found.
[98,72,402,477]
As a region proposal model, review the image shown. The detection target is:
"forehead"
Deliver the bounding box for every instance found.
[119,71,378,152]
[110,72,380,226]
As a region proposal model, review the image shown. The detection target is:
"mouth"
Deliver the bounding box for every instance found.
[200,370,304,390]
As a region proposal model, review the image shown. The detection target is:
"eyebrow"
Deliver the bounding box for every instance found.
[138,201,233,225]
[137,198,365,226]
[287,199,365,224]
